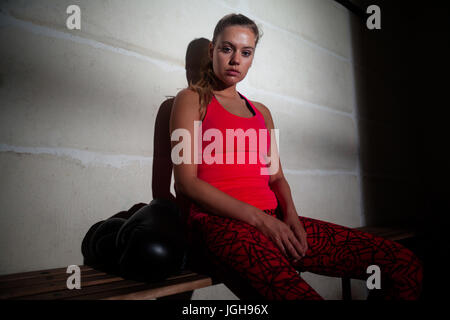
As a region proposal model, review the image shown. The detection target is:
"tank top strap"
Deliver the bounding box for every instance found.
[237,92,256,116]
[202,92,266,130]
[237,92,266,122]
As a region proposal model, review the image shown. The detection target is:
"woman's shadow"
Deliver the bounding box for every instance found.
[151,37,209,215]
[111,39,210,222]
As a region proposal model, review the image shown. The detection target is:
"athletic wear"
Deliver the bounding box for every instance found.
[186,207,423,300]
[193,92,278,213]
[179,92,423,300]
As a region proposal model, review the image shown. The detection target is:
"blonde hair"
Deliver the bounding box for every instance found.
[188,13,261,116]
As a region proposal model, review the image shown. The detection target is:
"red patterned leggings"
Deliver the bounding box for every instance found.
[185,207,423,300]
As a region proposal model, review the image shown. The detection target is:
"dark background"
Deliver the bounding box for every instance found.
[336,0,450,300]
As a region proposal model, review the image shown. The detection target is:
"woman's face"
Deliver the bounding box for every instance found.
[210,25,256,87]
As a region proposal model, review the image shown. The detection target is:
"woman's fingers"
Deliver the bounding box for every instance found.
[274,237,288,258]
[287,233,305,258]
[264,215,307,260]
[275,234,301,261]
[284,236,302,260]
[292,224,308,254]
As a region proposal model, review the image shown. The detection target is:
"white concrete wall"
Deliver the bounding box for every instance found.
[0,0,365,299]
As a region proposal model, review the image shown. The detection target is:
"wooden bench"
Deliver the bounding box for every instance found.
[0,226,416,300]
[0,266,220,300]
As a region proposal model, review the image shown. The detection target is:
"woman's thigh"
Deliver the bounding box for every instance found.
[186,208,422,299]
[187,211,323,300]
[189,211,300,275]
[295,215,422,282]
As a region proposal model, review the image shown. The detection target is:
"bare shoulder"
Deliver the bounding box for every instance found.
[172,88,202,117]
[175,88,200,106]
[251,100,271,116]
[250,100,274,126]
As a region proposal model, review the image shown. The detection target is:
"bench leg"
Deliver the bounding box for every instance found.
[342,277,351,300]
[156,290,194,300]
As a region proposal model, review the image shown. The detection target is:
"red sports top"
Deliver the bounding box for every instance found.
[189,92,278,216]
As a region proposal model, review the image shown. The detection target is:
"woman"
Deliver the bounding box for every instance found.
[169,13,423,300]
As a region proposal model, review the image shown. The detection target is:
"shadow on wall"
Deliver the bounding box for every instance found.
[151,37,210,220]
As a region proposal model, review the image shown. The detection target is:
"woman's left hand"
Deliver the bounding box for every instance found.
[282,210,308,261]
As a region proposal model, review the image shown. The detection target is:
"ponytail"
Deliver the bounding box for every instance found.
[189,59,220,115]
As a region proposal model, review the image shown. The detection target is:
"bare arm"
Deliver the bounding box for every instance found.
[253,101,309,258]
[253,101,300,219]
[169,89,263,227]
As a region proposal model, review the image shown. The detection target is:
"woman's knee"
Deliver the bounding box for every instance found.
[398,245,423,280]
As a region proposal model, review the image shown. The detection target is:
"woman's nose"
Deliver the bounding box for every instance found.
[230,53,240,65]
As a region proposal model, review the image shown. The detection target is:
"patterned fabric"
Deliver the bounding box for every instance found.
[185,206,423,300]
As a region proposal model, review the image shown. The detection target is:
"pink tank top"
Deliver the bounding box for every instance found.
[189,92,278,216]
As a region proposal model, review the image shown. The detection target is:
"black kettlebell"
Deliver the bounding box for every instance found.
[81,218,127,273]
[116,198,187,282]
[90,218,127,272]
[81,220,105,266]
[81,203,148,270]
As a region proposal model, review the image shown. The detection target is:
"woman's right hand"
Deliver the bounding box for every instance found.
[255,210,305,262]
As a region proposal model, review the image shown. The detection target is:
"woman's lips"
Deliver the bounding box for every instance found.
[225,70,240,76]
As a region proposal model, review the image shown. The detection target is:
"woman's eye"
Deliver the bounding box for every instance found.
[242,51,252,57]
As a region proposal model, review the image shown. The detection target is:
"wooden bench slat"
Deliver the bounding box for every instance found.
[355,227,415,241]
[0,272,125,299]
[0,268,111,289]
[2,268,201,300]
[380,231,415,241]
[75,275,213,300]
[0,266,196,291]
[17,273,210,300]
[17,278,148,300]
[0,265,93,282]
[0,265,202,299]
